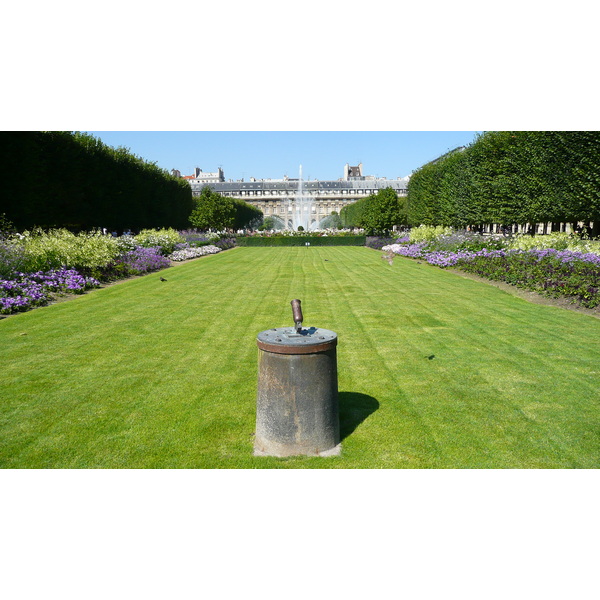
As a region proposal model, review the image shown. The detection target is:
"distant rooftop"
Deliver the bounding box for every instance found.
[174,163,409,185]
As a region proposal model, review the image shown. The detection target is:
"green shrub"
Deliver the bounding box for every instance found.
[134,228,184,255]
[427,231,509,252]
[409,225,453,244]
[17,228,120,272]
[507,232,587,252]
[236,235,366,247]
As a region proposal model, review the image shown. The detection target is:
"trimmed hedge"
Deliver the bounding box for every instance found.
[407,131,600,232]
[0,132,194,232]
[236,235,366,247]
[340,196,373,228]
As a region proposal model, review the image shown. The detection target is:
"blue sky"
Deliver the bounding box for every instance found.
[83,131,480,181]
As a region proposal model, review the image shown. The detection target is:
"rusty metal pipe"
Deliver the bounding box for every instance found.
[291,298,303,332]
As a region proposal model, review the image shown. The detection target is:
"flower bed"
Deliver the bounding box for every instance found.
[455,249,600,308]
[238,228,364,238]
[383,230,600,309]
[365,236,398,250]
[114,246,172,274]
[214,237,236,250]
[1,269,101,314]
[0,227,237,316]
[134,228,184,255]
[169,245,222,261]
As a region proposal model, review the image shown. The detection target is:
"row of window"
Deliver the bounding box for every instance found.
[218,189,381,197]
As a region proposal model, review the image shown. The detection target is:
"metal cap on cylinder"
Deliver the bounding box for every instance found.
[254,300,340,457]
[257,326,337,355]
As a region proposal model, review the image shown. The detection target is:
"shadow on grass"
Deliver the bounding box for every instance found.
[338,392,379,441]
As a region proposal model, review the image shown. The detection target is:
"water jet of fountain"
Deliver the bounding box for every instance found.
[289,165,314,231]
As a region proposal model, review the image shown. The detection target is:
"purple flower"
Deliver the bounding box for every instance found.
[115,246,171,274]
[0,268,101,314]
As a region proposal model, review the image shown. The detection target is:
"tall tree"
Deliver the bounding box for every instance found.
[359,187,405,235]
[189,186,236,230]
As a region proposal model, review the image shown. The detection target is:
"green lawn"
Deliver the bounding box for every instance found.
[1,246,599,468]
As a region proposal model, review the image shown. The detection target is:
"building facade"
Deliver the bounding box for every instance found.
[177,164,409,229]
[173,167,225,185]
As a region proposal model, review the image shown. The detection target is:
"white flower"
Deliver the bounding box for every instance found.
[168,245,222,261]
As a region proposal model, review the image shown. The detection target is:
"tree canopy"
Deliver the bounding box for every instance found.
[340,187,407,234]
[189,187,263,231]
[189,187,236,230]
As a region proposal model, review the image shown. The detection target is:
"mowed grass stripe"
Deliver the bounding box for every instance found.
[307,250,448,465]
[332,256,505,465]
[377,258,599,467]
[1,247,599,468]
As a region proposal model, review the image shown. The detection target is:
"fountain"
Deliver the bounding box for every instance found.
[288,165,315,230]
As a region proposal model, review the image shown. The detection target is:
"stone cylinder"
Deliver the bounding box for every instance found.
[254,327,340,457]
